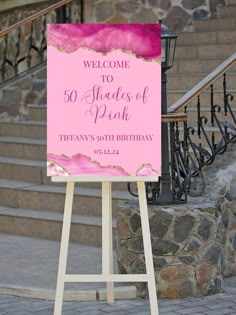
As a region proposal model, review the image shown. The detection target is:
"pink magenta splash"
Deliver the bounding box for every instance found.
[47,24,161,60]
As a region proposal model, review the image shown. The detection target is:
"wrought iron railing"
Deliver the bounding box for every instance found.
[168,52,236,196]
[129,53,236,203]
[128,113,191,203]
[0,0,83,84]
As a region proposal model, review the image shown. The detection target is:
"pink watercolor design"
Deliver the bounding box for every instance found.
[47,154,160,177]
[47,161,69,176]
[47,153,130,176]
[47,24,161,60]
[136,164,159,176]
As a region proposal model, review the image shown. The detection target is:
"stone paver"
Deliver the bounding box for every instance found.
[0,234,120,292]
[0,280,235,315]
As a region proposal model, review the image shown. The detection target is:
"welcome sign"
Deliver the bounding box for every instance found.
[47,24,161,177]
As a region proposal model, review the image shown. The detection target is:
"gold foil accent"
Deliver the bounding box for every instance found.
[48,44,161,63]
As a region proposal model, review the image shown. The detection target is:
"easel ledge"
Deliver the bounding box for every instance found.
[51,176,159,182]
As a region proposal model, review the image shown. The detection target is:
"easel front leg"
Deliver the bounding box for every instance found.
[102,181,114,303]
[54,181,75,315]
[137,182,159,315]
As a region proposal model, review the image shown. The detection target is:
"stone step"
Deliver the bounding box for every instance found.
[0,121,46,139]
[0,137,46,160]
[225,0,236,6]
[28,105,46,121]
[175,45,198,60]
[170,59,232,75]
[0,179,134,217]
[168,73,236,91]
[226,0,236,5]
[193,17,236,32]
[175,43,236,60]
[0,206,111,246]
[197,44,236,60]
[0,157,45,184]
[177,30,236,46]
[217,5,236,18]
[167,89,236,107]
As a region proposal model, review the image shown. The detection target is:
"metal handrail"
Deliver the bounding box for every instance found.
[0,0,72,37]
[168,52,236,113]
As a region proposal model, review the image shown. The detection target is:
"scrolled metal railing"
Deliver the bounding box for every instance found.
[0,0,83,84]
[168,52,236,198]
[128,113,194,203]
[128,53,236,203]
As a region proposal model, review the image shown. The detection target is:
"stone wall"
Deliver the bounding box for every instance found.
[0,0,218,34]
[0,0,233,37]
[116,177,236,299]
[85,0,212,33]
[0,64,46,121]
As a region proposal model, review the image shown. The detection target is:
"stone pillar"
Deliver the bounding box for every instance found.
[218,177,236,277]
[116,198,231,299]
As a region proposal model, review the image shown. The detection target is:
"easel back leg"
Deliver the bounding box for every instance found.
[137,181,159,315]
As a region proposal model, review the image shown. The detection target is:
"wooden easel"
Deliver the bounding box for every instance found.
[52,176,159,315]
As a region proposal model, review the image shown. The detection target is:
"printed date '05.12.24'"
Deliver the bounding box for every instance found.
[94,149,119,155]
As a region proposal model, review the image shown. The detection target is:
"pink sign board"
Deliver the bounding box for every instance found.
[47,24,161,177]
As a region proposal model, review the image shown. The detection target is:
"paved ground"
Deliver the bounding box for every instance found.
[0,278,236,315]
[0,234,122,292]
[0,234,235,314]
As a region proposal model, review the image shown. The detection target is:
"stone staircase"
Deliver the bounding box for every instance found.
[168,7,236,101]
[0,4,236,245]
[0,105,134,246]
[168,4,236,147]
